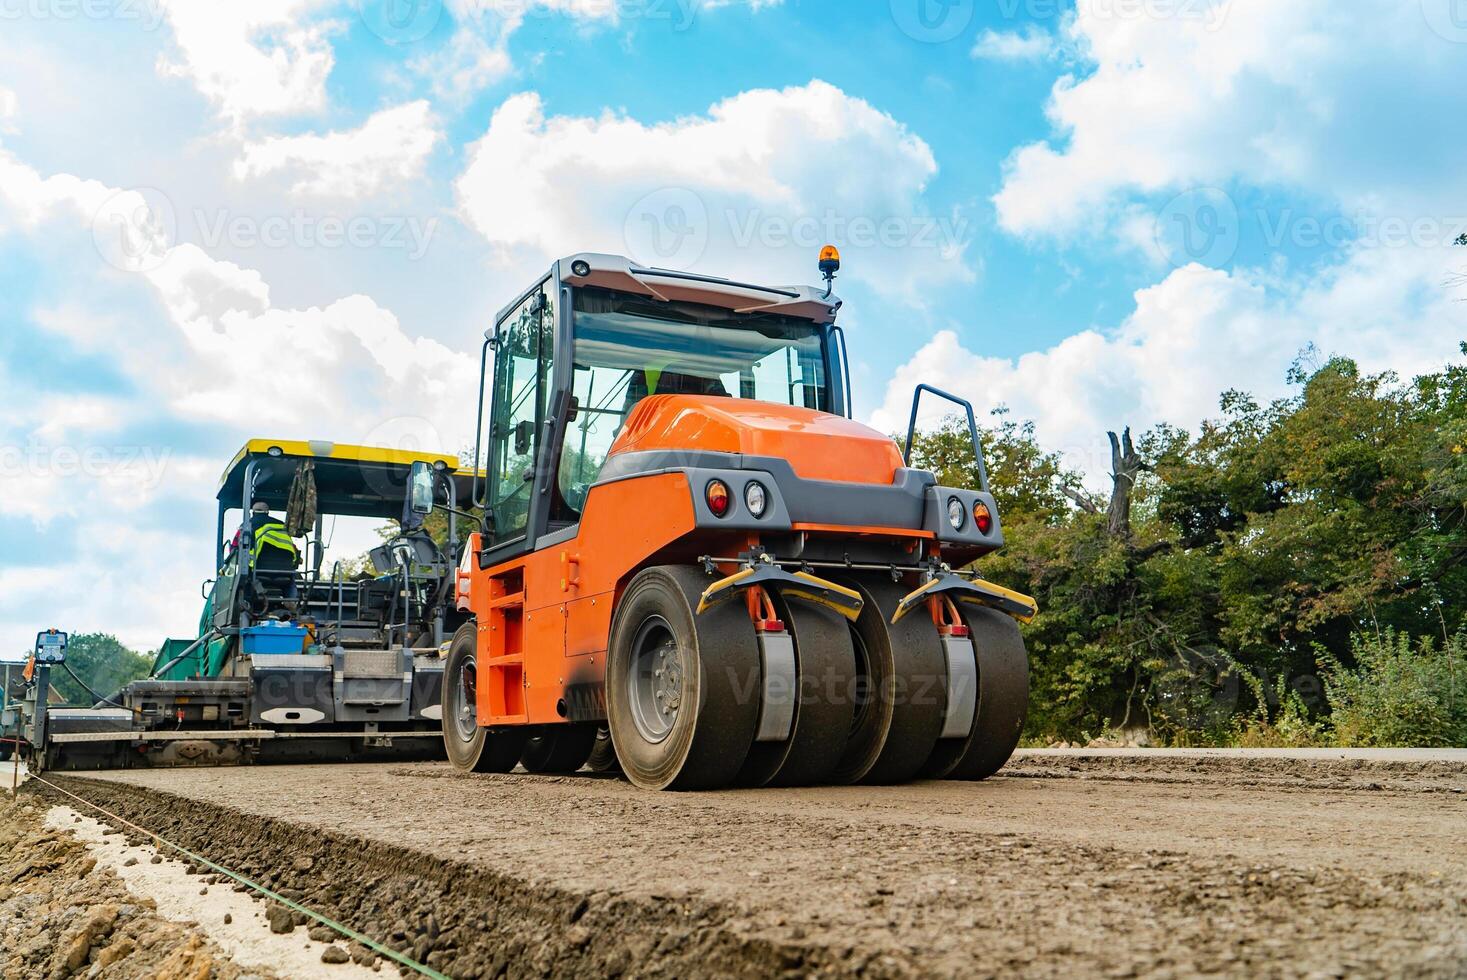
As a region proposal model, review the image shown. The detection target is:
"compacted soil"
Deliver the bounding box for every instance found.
[17,749,1467,978]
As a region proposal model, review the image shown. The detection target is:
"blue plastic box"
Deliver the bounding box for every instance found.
[241,623,309,655]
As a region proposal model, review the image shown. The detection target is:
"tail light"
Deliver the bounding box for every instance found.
[974,502,993,535]
[706,480,731,517]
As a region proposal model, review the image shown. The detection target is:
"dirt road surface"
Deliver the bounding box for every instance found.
[31,750,1467,978]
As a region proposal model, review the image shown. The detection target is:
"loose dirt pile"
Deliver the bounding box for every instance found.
[0,794,271,980]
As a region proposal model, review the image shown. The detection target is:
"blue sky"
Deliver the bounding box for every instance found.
[1,0,1465,653]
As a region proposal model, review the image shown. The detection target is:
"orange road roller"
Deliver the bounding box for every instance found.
[432,249,1037,790]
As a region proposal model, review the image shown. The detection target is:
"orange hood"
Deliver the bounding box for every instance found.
[609,395,904,485]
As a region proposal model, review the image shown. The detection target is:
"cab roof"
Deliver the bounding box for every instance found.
[549,253,843,326]
[217,439,470,519]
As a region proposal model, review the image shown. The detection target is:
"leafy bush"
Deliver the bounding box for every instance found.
[1230,674,1328,748]
[1320,631,1467,748]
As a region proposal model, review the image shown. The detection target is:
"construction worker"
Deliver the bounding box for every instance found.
[621,367,729,418]
[230,502,301,618]
[233,501,300,572]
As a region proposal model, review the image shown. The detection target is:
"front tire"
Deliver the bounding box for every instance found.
[941,605,1029,780]
[442,624,525,773]
[830,576,947,785]
[606,566,760,791]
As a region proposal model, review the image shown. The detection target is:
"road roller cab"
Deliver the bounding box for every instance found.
[447,251,1036,789]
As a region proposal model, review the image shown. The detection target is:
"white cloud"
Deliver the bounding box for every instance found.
[155,0,337,127]
[234,101,442,198]
[412,1,521,101]
[993,0,1464,237]
[972,27,1055,62]
[872,248,1467,475]
[0,147,479,494]
[949,0,1467,482]
[413,0,785,100]
[455,80,968,299]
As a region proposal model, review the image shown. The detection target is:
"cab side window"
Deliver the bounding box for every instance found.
[487,285,554,547]
[557,363,635,516]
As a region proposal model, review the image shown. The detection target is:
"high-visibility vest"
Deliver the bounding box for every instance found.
[250,520,299,565]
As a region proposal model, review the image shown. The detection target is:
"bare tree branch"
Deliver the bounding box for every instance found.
[1063,487,1102,514]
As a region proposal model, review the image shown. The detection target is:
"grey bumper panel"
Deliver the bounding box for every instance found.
[926,486,1005,549]
[596,450,939,531]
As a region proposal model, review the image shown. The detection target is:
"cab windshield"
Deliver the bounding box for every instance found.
[558,286,830,513]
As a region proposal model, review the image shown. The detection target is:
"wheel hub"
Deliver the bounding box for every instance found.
[454,657,478,744]
[629,617,684,744]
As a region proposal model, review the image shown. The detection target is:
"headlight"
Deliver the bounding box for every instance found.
[745,482,768,518]
[947,496,965,531]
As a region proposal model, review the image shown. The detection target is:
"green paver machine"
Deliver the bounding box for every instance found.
[31,440,476,771]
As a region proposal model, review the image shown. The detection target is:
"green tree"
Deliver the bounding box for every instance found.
[48,633,152,706]
[990,345,1467,744]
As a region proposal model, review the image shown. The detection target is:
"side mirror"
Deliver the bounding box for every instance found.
[34,630,68,664]
[403,461,435,532]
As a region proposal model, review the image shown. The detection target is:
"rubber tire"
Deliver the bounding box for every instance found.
[442,623,526,773]
[606,565,760,791]
[831,575,948,786]
[521,724,597,773]
[937,604,1029,780]
[0,744,10,763]
[735,591,856,787]
[585,725,622,774]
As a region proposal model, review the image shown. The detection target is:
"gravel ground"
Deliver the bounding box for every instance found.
[0,793,277,979]
[23,750,1467,978]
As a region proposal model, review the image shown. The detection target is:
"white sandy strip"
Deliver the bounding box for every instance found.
[44,806,399,978]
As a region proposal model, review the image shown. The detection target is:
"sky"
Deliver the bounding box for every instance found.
[1,0,1465,654]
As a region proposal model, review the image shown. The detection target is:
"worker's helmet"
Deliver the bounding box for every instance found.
[251,501,270,514]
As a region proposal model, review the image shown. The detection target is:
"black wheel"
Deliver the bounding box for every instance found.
[0,744,11,763]
[937,605,1029,781]
[606,565,760,791]
[736,590,856,787]
[442,624,525,773]
[521,725,596,773]
[830,576,947,785]
[586,725,621,774]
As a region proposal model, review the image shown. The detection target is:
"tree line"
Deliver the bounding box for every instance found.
[908,344,1467,747]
